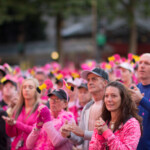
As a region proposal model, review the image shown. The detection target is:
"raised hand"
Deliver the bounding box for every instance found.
[61,120,84,138]
[38,105,51,123]
[69,123,84,137]
[36,113,43,129]
[2,116,16,126]
[60,120,72,138]
[129,85,144,105]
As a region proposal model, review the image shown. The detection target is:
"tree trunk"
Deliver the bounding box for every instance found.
[129,18,137,54]
[128,0,137,54]
[56,13,63,65]
[91,0,98,60]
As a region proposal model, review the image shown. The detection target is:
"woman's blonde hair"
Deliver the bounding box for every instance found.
[13,78,40,119]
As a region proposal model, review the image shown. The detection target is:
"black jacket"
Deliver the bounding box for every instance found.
[0,108,11,150]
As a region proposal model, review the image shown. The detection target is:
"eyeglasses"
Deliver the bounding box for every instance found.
[48,97,60,103]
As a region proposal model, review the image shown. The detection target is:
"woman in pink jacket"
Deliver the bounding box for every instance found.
[26,89,75,150]
[3,78,40,150]
[89,81,142,150]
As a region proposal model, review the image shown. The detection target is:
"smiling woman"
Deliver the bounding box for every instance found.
[104,86,121,114]
[89,81,143,150]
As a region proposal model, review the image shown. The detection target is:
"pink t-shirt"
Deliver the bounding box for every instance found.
[88,100,103,131]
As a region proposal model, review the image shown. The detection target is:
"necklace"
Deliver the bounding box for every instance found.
[109,121,115,130]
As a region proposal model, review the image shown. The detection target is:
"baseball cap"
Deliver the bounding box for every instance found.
[3,80,17,87]
[78,83,88,89]
[66,78,80,86]
[48,89,68,101]
[1,75,17,88]
[55,79,63,84]
[118,62,133,72]
[81,67,109,81]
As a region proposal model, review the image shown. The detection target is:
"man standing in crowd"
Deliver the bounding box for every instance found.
[0,79,17,110]
[77,82,92,123]
[61,68,109,150]
[118,62,133,88]
[0,78,17,150]
[130,53,150,150]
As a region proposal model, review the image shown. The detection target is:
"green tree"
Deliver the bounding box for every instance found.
[0,0,46,43]
[0,0,42,24]
[97,0,150,54]
[2,0,150,60]
[44,0,150,59]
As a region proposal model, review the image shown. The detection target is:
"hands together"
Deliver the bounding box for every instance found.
[61,120,84,138]
[95,117,108,135]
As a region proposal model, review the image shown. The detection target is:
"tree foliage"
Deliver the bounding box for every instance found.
[97,0,150,23]
[0,0,42,24]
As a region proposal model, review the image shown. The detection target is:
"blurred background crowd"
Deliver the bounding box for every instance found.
[0,0,150,68]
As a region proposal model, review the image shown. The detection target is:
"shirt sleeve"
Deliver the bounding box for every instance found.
[26,127,40,149]
[15,121,33,134]
[69,132,84,145]
[6,120,33,137]
[69,121,93,144]
[69,102,93,144]
[5,123,18,137]
[84,130,93,140]
[43,121,69,147]
[140,97,150,112]
[89,129,105,150]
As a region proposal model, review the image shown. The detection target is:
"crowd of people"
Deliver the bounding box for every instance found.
[0,52,150,150]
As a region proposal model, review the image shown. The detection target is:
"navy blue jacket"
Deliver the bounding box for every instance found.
[137,83,150,150]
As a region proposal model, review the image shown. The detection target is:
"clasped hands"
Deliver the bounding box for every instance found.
[61,117,108,138]
[61,121,84,138]
[95,117,108,135]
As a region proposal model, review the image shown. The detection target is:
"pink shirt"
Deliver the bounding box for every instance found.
[89,118,141,150]
[26,110,75,150]
[6,106,39,150]
[88,100,103,131]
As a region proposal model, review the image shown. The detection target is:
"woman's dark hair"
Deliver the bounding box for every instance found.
[101,81,142,132]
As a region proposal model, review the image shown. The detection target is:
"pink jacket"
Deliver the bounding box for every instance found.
[89,118,141,150]
[69,105,83,124]
[6,106,39,150]
[26,110,75,150]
